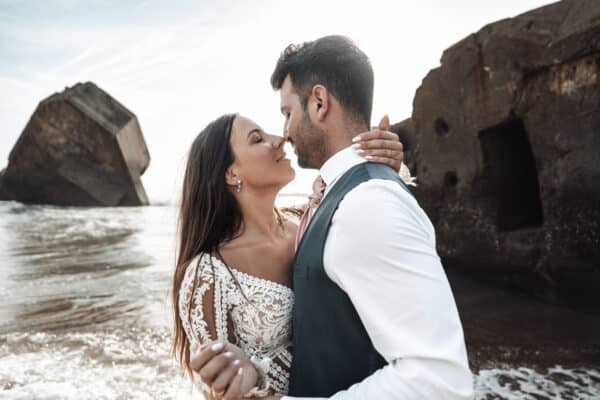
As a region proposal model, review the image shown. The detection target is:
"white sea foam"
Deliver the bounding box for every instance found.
[2,328,599,399]
[0,329,190,400]
[475,365,600,399]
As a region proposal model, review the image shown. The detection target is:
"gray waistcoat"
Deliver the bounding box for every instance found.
[288,162,413,396]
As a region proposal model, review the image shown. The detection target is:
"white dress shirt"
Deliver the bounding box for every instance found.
[283,146,473,400]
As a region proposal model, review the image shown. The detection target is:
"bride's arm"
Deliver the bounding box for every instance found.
[178,254,242,399]
[354,115,405,172]
[353,115,416,186]
[249,345,293,395]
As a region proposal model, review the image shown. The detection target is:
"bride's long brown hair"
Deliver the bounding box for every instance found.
[171,114,242,374]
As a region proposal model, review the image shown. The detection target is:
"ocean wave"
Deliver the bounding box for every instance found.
[2,329,599,399]
[0,328,190,399]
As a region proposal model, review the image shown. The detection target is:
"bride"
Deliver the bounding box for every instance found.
[172,113,411,398]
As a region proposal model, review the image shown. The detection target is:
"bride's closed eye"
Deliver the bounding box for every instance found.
[251,132,263,143]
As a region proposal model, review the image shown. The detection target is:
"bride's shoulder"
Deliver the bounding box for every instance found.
[186,252,212,269]
[182,252,221,281]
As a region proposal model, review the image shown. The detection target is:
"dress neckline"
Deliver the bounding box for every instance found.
[209,253,294,294]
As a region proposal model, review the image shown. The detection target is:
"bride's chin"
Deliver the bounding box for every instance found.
[286,168,296,182]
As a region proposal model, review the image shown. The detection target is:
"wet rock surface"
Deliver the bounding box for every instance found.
[395,0,600,307]
[447,267,600,370]
[0,82,150,206]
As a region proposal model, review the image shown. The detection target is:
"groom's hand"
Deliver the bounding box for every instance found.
[190,341,258,399]
[352,115,404,172]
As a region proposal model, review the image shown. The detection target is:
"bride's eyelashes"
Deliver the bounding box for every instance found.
[250,132,263,144]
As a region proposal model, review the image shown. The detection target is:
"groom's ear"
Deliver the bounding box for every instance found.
[310,84,329,122]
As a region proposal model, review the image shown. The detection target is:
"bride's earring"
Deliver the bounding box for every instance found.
[236,179,242,193]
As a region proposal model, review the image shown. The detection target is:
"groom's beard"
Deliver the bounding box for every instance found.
[295,112,327,170]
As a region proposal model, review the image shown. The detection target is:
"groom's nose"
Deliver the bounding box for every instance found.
[282,120,291,141]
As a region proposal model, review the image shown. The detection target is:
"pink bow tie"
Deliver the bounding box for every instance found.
[295,175,326,250]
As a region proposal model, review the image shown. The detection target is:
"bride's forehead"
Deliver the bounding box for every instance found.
[232,115,260,137]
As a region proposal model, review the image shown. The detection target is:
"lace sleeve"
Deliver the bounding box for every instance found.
[245,345,292,396]
[265,346,292,394]
[178,253,230,348]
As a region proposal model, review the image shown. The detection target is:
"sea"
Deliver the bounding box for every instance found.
[1,199,599,399]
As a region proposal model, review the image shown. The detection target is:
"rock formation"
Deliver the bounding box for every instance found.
[0,82,150,206]
[394,0,600,305]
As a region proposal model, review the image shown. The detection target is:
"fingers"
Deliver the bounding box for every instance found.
[357,148,403,160]
[364,157,401,170]
[190,342,225,372]
[353,130,399,142]
[199,351,238,385]
[353,114,395,143]
[212,358,242,395]
[353,130,404,173]
[223,367,244,400]
[378,114,390,131]
[355,139,403,152]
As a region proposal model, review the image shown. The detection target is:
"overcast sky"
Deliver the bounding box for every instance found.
[0,0,553,204]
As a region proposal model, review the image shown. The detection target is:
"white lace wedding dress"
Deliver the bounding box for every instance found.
[178,252,294,396]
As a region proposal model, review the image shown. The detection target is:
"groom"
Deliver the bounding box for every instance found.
[193,35,473,399]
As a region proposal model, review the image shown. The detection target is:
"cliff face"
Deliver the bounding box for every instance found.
[0,82,150,206]
[395,0,600,305]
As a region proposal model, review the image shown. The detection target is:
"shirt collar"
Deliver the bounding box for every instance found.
[319,145,367,188]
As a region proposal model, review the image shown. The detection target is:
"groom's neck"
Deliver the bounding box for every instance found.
[321,119,369,164]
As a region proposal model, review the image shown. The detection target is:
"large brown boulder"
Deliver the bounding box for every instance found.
[0,82,150,206]
[396,0,600,305]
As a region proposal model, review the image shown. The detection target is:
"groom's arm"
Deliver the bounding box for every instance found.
[284,179,473,400]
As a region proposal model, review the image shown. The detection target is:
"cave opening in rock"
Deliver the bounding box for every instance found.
[435,118,449,136]
[479,117,544,231]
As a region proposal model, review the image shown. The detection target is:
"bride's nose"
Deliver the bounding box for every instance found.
[270,135,285,149]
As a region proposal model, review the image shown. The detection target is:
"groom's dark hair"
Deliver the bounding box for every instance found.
[270,35,374,128]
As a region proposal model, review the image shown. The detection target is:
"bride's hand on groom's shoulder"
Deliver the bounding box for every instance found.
[352,114,404,172]
[190,341,258,399]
